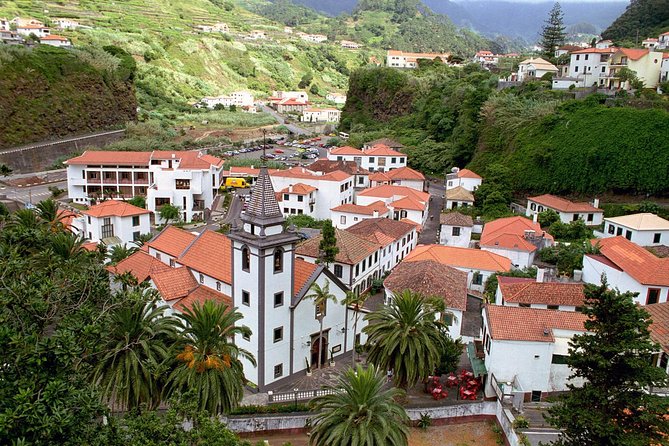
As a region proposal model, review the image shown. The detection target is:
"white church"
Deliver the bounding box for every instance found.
[110,164,368,391]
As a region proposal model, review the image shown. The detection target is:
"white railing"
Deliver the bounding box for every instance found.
[267,388,341,403]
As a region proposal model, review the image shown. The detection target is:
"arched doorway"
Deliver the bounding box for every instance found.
[310,334,328,368]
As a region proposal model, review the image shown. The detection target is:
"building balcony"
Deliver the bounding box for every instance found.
[118,178,133,184]
[134,178,149,184]
[86,177,101,184]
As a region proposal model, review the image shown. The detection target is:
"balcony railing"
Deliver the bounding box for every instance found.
[86,177,101,184]
[134,178,149,184]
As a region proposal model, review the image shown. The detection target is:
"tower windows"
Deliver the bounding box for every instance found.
[273,248,283,273]
[242,246,250,272]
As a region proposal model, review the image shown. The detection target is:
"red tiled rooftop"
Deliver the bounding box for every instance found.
[405,244,511,272]
[363,144,404,157]
[457,168,482,179]
[178,230,232,284]
[173,286,232,313]
[82,200,150,218]
[279,183,317,195]
[391,195,426,211]
[293,258,320,298]
[358,184,429,202]
[528,194,602,213]
[616,47,649,61]
[151,267,197,301]
[147,226,198,258]
[486,305,587,342]
[347,218,416,246]
[645,302,669,353]
[65,150,152,166]
[481,216,552,253]
[589,236,669,286]
[499,281,585,307]
[107,250,171,283]
[296,228,381,265]
[386,166,425,181]
[331,200,388,216]
[330,146,364,156]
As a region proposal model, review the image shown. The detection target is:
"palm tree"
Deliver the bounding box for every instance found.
[108,243,137,264]
[167,300,255,415]
[343,290,368,365]
[35,199,62,228]
[309,365,409,446]
[363,290,446,389]
[91,293,180,412]
[304,280,338,369]
[131,232,153,248]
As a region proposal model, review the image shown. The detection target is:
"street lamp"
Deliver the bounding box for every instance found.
[293,388,299,411]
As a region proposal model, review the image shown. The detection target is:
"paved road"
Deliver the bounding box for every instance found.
[0,129,124,155]
[418,180,445,245]
[258,104,309,135]
[0,180,67,205]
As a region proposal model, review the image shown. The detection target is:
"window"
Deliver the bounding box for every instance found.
[273,327,283,343]
[274,363,283,378]
[199,273,204,284]
[133,231,141,241]
[297,195,304,202]
[87,216,91,224]
[551,355,569,364]
[175,179,190,190]
[315,300,326,318]
[573,214,579,221]
[216,281,221,291]
[369,157,375,163]
[530,203,536,211]
[608,224,615,235]
[340,215,346,225]
[242,246,250,271]
[391,157,396,163]
[452,227,461,237]
[531,391,542,402]
[274,291,284,307]
[547,305,559,310]
[601,66,606,73]
[283,194,289,201]
[654,233,662,244]
[101,217,114,239]
[400,158,405,164]
[273,248,283,273]
[647,289,660,305]
[355,264,359,276]
[616,227,623,236]
[442,313,454,326]
[169,258,175,267]
[132,215,140,226]
[576,55,580,60]
[587,213,593,222]
[625,230,632,240]
[519,303,531,308]
[472,272,483,285]
[585,54,589,60]
[156,252,161,260]
[242,290,250,306]
[334,264,343,278]
[574,66,579,72]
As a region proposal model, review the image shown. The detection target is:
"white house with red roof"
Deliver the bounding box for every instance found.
[65,150,225,223]
[301,107,341,123]
[276,183,317,216]
[268,91,309,114]
[582,236,669,305]
[356,184,430,226]
[446,167,482,192]
[369,166,425,191]
[661,53,669,83]
[495,277,585,311]
[386,49,450,68]
[109,167,368,391]
[347,218,419,275]
[606,47,664,89]
[602,213,669,246]
[439,212,473,248]
[473,50,500,66]
[480,216,554,269]
[76,200,151,245]
[482,305,588,400]
[16,23,50,38]
[0,18,9,31]
[331,201,390,229]
[659,31,669,49]
[526,194,603,226]
[563,47,617,88]
[327,144,407,172]
[40,34,71,47]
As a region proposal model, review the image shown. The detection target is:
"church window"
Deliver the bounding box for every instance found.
[242,246,250,272]
[273,248,284,273]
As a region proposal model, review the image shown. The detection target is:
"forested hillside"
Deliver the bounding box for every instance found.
[0,45,136,148]
[341,64,669,196]
[602,0,669,42]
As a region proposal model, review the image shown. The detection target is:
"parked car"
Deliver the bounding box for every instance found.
[275,149,284,154]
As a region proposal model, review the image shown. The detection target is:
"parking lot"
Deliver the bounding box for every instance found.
[219,136,331,166]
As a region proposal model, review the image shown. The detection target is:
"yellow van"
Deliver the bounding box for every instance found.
[225,177,249,188]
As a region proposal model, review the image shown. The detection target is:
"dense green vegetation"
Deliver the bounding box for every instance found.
[0,44,136,147]
[601,0,669,43]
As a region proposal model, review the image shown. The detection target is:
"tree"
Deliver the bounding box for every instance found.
[127,196,146,209]
[167,300,255,415]
[435,337,464,376]
[35,198,64,230]
[540,3,566,59]
[343,291,369,365]
[159,203,180,225]
[363,290,446,389]
[304,280,339,369]
[538,209,560,228]
[309,365,410,446]
[92,294,180,412]
[131,233,153,248]
[229,104,237,112]
[318,220,339,266]
[545,281,669,445]
[108,243,137,264]
[298,71,313,89]
[0,164,12,176]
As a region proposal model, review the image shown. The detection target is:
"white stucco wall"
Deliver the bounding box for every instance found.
[440,224,472,248]
[601,221,669,247]
[481,246,533,270]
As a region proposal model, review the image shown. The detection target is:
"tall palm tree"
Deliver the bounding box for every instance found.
[131,232,153,248]
[363,290,446,389]
[304,280,338,369]
[309,365,409,446]
[167,300,255,415]
[343,290,368,365]
[108,243,137,264]
[35,198,62,229]
[91,294,180,412]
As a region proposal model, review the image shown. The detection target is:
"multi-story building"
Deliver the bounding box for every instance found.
[330,201,389,229]
[16,24,50,38]
[564,47,617,88]
[369,166,425,191]
[474,50,499,66]
[439,212,473,248]
[446,168,482,192]
[326,92,347,104]
[347,218,418,275]
[661,53,669,83]
[199,91,254,108]
[301,107,341,123]
[602,213,669,246]
[327,144,407,172]
[480,216,554,269]
[386,50,450,68]
[74,200,151,245]
[65,150,225,223]
[308,159,370,189]
[52,18,81,29]
[300,33,327,43]
[606,48,664,89]
[526,194,603,226]
[517,58,558,82]
[356,184,430,226]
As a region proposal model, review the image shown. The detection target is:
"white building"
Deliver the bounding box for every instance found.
[40,34,71,47]
[564,47,617,88]
[308,159,370,189]
[495,276,585,312]
[474,50,499,66]
[301,107,341,123]
[482,305,587,400]
[11,17,44,27]
[386,49,450,68]
[659,32,669,49]
[331,201,389,229]
[16,24,50,38]
[445,186,474,210]
[356,184,429,226]
[276,183,317,216]
[347,218,419,275]
[404,244,511,293]
[385,259,467,340]
[526,194,603,226]
[199,91,254,109]
[249,30,267,39]
[340,40,361,49]
[606,48,664,90]
[52,18,81,29]
[271,91,309,102]
[0,18,9,31]
[328,144,407,172]
[439,212,473,248]
[112,169,367,390]
[480,216,553,269]
[76,200,151,245]
[582,236,669,305]
[446,168,482,192]
[326,92,347,104]
[65,150,225,223]
[642,38,659,49]
[300,33,327,43]
[661,53,669,83]
[517,57,559,82]
[602,213,669,246]
[369,166,425,191]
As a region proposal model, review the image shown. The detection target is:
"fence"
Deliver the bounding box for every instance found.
[267,388,340,403]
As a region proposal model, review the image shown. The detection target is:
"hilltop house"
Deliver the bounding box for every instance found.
[73,200,151,245]
[16,24,50,38]
[0,18,9,31]
[340,40,361,49]
[52,18,82,29]
[326,92,347,104]
[439,212,473,248]
[602,213,669,246]
[199,91,254,109]
[386,50,450,68]
[517,58,558,82]
[480,216,554,269]
[474,50,500,66]
[526,194,603,226]
[300,33,327,43]
[561,47,617,88]
[606,48,664,89]
[301,107,341,123]
[40,35,71,47]
[582,236,669,305]
[446,168,482,192]
[659,31,669,49]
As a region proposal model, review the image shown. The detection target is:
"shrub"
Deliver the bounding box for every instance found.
[513,415,530,429]
[229,403,311,415]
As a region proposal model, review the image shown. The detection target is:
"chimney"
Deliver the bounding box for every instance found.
[532,213,538,223]
[543,328,550,337]
[536,268,545,283]
[373,210,378,218]
[592,198,600,209]
[171,153,176,159]
[524,229,535,239]
[289,184,293,193]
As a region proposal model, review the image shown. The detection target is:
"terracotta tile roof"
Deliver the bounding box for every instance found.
[528,194,602,213]
[589,236,669,286]
[457,168,482,179]
[386,166,425,181]
[228,166,260,176]
[296,228,380,265]
[108,250,171,282]
[480,216,553,253]
[365,138,404,149]
[65,150,152,166]
[385,260,467,311]
[369,171,392,182]
[331,200,389,216]
[497,276,535,285]
[391,196,426,211]
[82,241,99,252]
[151,150,224,169]
[485,305,587,342]
[357,184,429,203]
[151,267,198,301]
[178,230,232,284]
[271,166,351,183]
[645,302,669,354]
[308,159,370,176]
[445,186,474,202]
[41,35,68,41]
[571,47,617,54]
[616,47,649,60]
[605,213,669,231]
[57,209,78,230]
[147,226,198,258]
[330,146,363,156]
[293,258,320,298]
[519,57,558,71]
[82,200,151,218]
[440,212,473,227]
[279,183,317,195]
[173,286,232,313]
[363,144,404,157]
[347,218,416,246]
[499,281,585,307]
[405,244,512,272]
